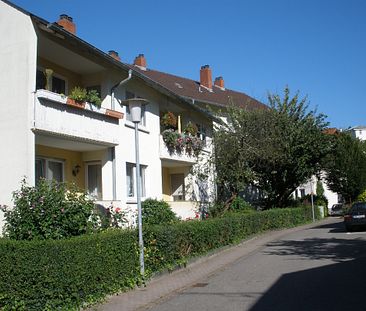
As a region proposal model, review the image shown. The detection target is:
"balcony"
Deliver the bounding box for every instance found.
[159,134,198,164]
[34,89,122,145]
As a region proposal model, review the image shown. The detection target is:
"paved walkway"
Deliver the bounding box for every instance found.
[87,218,337,311]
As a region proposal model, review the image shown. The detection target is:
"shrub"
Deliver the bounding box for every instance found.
[0,230,139,310]
[1,179,96,240]
[0,205,317,310]
[230,197,255,213]
[141,199,179,226]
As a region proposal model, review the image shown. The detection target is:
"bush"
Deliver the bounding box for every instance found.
[230,197,255,213]
[1,179,96,240]
[0,230,139,310]
[141,199,178,226]
[0,205,317,310]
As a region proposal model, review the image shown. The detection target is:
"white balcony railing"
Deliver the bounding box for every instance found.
[159,134,198,164]
[34,90,121,145]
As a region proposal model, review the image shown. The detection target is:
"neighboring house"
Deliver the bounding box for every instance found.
[345,125,366,141]
[0,0,263,229]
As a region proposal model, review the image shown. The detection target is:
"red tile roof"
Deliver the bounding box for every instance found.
[129,65,267,111]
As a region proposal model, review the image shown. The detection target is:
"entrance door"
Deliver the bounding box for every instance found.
[171,173,185,201]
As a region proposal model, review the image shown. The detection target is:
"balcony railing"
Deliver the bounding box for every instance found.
[34,89,122,145]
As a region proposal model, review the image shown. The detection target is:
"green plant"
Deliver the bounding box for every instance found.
[183,121,198,136]
[69,86,87,102]
[0,205,317,310]
[0,230,139,310]
[141,199,179,226]
[161,112,177,129]
[87,89,102,107]
[357,189,366,202]
[1,179,96,240]
[230,197,255,213]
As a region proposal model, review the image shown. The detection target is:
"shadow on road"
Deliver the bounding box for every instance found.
[264,220,366,262]
[250,220,366,311]
[249,257,366,311]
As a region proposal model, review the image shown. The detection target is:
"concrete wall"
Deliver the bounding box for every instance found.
[0,3,37,228]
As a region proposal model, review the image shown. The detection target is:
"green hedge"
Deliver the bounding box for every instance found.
[0,206,317,310]
[0,230,139,310]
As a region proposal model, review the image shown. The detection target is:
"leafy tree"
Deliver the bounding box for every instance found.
[324,132,366,204]
[214,87,331,209]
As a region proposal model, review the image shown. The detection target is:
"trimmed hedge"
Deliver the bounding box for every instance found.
[0,206,317,310]
[0,230,139,310]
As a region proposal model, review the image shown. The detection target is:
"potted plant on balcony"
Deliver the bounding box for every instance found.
[67,87,87,109]
[87,89,102,108]
[161,111,177,130]
[183,121,198,136]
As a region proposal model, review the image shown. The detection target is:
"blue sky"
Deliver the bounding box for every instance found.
[9,0,366,128]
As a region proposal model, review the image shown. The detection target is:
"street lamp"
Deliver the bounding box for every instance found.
[310,178,315,222]
[122,98,148,277]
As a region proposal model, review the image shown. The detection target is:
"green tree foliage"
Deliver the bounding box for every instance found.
[214,87,331,208]
[324,132,366,204]
[1,179,96,240]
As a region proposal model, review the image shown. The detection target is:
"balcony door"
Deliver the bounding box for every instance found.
[171,173,185,201]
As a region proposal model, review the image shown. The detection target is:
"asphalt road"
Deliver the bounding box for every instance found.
[145,217,366,311]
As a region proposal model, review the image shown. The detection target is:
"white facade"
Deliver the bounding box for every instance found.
[0,2,215,230]
[347,126,366,141]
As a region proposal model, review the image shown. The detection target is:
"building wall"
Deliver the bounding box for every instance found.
[0,3,37,229]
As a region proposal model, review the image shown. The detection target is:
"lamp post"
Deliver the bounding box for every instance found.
[310,178,315,222]
[123,98,148,277]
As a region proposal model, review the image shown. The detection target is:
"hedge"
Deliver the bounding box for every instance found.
[0,205,317,310]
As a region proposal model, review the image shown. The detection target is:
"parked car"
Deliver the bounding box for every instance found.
[344,202,366,232]
[329,203,344,216]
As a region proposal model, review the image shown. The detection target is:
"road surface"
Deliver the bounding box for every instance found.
[94,217,366,311]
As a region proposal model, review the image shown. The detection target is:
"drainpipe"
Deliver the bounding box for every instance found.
[111,69,132,110]
[110,69,132,200]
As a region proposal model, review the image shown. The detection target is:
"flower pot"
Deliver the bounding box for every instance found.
[67,98,86,109]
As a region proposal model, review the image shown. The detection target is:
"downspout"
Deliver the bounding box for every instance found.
[111,69,132,110]
[110,69,133,200]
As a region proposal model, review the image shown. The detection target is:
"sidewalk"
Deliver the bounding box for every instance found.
[87,218,337,311]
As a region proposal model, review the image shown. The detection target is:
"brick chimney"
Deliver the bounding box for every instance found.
[134,54,147,70]
[57,14,76,34]
[108,50,121,61]
[200,65,212,90]
[214,76,225,89]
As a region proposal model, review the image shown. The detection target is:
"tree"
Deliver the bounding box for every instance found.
[324,132,366,204]
[214,87,331,209]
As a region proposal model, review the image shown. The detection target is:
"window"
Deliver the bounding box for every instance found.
[86,162,102,199]
[300,189,306,198]
[196,124,207,142]
[52,76,66,94]
[86,85,102,97]
[36,69,66,94]
[126,162,146,198]
[35,157,64,184]
[125,91,146,126]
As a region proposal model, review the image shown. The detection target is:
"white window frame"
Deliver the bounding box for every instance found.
[126,162,147,199]
[85,161,102,200]
[35,156,65,183]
